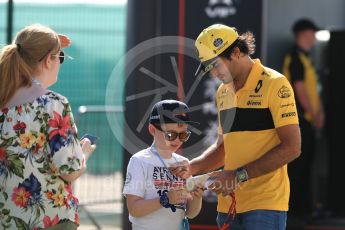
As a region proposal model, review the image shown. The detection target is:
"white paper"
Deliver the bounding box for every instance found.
[185,173,217,191]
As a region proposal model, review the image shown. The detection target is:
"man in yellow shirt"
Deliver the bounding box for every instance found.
[283,18,325,220]
[172,24,301,229]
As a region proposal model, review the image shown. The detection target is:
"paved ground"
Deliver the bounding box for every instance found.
[74,172,123,230]
[79,202,122,230]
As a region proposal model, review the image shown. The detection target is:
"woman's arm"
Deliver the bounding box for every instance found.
[60,138,96,182]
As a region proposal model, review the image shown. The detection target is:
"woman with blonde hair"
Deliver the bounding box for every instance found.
[0,24,95,229]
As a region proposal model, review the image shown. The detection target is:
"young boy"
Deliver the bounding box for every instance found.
[123,100,203,230]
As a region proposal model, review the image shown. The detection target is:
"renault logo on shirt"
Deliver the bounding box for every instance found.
[255,80,263,93]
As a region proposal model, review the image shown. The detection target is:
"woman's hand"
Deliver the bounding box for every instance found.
[80,138,96,160]
[60,138,95,183]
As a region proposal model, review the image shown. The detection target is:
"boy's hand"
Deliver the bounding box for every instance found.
[190,184,204,200]
[167,187,192,204]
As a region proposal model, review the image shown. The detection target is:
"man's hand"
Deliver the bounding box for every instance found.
[207,170,237,196]
[169,160,191,179]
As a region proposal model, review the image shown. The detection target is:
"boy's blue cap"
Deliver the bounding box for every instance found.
[149,100,199,125]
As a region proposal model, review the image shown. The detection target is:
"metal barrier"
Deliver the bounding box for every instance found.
[74,105,124,229]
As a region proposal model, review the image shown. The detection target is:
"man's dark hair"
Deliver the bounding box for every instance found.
[292,18,319,35]
[218,31,255,58]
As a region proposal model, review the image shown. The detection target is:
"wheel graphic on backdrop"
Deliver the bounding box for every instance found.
[105,36,235,156]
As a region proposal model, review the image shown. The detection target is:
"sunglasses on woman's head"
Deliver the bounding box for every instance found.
[52,50,65,64]
[39,50,72,64]
[154,125,191,142]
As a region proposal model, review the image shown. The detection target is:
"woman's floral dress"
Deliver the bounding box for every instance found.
[0,91,84,229]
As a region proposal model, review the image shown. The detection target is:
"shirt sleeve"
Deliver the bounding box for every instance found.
[123,156,146,198]
[216,89,223,135]
[46,94,85,176]
[289,52,305,83]
[269,77,299,128]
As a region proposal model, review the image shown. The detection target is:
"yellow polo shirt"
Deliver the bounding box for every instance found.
[283,48,321,123]
[216,59,299,213]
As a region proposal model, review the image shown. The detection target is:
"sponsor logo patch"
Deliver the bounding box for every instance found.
[205,63,214,72]
[249,94,262,98]
[281,112,296,118]
[215,40,229,52]
[280,103,295,108]
[220,88,228,96]
[247,100,262,106]
[278,86,291,98]
[213,38,223,47]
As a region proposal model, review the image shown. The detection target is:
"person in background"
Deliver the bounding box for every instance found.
[283,18,325,221]
[0,24,96,229]
[123,99,203,230]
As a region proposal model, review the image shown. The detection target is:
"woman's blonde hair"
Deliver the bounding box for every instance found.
[0,24,60,108]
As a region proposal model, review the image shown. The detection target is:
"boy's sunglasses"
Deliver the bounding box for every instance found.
[154,125,191,142]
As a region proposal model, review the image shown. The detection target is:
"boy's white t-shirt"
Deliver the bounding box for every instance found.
[123,147,188,230]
